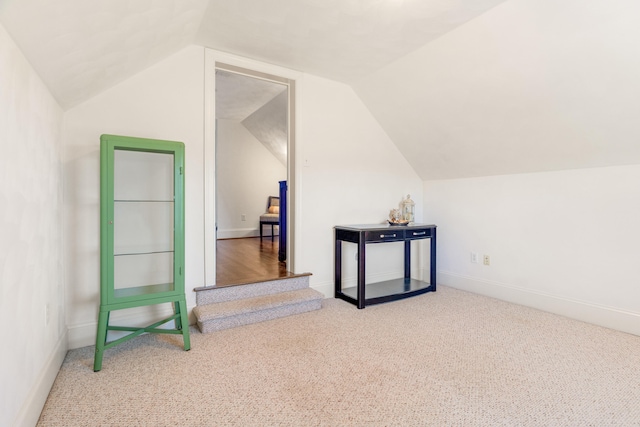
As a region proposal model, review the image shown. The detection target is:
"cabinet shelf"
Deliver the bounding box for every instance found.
[114,249,174,257]
[113,282,175,299]
[114,200,174,203]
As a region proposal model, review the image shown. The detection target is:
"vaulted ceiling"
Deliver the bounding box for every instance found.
[0,0,507,109]
[353,0,640,179]
[2,0,640,180]
[216,70,288,166]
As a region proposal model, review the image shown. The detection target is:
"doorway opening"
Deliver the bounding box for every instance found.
[214,65,295,286]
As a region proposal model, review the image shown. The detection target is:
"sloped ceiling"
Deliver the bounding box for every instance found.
[3,0,638,180]
[0,0,210,109]
[0,0,507,109]
[216,69,288,166]
[215,70,286,121]
[242,91,288,167]
[196,0,508,85]
[354,0,640,179]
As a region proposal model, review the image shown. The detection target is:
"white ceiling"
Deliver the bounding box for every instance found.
[242,91,288,166]
[216,70,288,166]
[0,0,209,109]
[5,0,632,181]
[0,0,507,109]
[215,70,286,121]
[196,0,509,85]
[354,0,640,179]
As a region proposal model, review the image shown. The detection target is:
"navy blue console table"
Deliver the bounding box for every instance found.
[334,223,437,309]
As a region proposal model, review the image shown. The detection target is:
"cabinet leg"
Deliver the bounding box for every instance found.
[175,299,191,351]
[93,309,110,372]
[173,301,182,330]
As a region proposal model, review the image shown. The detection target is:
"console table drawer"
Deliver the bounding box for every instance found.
[365,230,404,242]
[405,228,433,240]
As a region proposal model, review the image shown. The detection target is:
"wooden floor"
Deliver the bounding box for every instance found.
[216,237,293,287]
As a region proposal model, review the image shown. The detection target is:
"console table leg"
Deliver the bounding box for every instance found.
[334,238,342,297]
[404,240,411,291]
[430,231,437,290]
[357,237,366,309]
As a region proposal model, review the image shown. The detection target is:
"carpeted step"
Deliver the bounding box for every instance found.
[193,287,323,333]
[195,274,312,305]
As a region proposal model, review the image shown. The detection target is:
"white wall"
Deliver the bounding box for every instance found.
[424,165,640,336]
[216,119,286,238]
[64,47,425,349]
[295,74,424,296]
[0,23,66,427]
[350,0,640,336]
[63,45,205,349]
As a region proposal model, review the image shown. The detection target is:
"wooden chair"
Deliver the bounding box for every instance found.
[259,196,279,241]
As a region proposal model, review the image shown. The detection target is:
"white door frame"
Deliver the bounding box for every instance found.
[203,48,300,287]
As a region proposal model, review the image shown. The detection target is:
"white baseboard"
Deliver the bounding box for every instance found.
[14,330,68,427]
[217,228,260,239]
[310,280,334,299]
[439,270,640,337]
[217,227,282,240]
[67,304,197,350]
[68,320,100,350]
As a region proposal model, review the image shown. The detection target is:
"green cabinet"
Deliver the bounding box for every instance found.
[94,134,190,372]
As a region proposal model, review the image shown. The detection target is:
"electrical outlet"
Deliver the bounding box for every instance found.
[471,252,478,263]
[241,214,246,221]
[483,255,491,266]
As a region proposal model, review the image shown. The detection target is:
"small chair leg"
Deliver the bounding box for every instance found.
[260,222,263,241]
[271,224,274,241]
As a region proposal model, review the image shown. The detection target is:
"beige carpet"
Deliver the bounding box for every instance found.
[38,286,640,426]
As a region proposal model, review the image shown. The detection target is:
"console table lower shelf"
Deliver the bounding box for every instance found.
[339,278,435,306]
[334,223,437,309]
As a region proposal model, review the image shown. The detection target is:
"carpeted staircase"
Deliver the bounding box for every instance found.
[193,274,323,333]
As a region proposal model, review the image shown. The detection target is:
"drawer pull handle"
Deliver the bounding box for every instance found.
[380,234,397,238]
[413,231,426,236]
